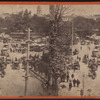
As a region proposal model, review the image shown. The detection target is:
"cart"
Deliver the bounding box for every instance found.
[11,61,20,70]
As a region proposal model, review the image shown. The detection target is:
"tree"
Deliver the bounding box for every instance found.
[3,9,50,36]
[49,5,71,95]
[30,15,50,36]
[73,16,95,39]
[4,9,32,34]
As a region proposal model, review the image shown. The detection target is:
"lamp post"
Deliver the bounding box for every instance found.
[68,14,74,61]
[70,14,75,72]
[80,73,85,96]
[72,17,74,58]
[24,28,32,96]
[83,73,85,96]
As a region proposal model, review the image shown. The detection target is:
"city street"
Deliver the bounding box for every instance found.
[0,38,100,96]
[0,4,100,97]
[58,41,100,96]
[0,63,45,96]
[0,42,45,96]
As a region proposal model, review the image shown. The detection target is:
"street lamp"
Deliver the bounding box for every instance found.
[82,72,85,96]
[80,73,85,97]
[24,28,32,96]
[67,13,74,58]
[69,14,75,72]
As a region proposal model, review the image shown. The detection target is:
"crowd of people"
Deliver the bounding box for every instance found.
[56,39,100,93]
[61,72,80,91]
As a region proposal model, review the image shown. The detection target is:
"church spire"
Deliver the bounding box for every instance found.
[49,5,55,20]
[37,5,42,16]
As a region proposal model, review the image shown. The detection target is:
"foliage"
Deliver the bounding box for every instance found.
[0,9,50,36]
[73,16,96,39]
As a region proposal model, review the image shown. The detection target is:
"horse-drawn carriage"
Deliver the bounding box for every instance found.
[88,59,98,71]
[0,61,7,78]
[88,69,96,79]
[11,61,20,70]
[73,49,79,55]
[82,55,89,64]
[92,49,99,57]
[1,47,8,56]
[67,61,80,70]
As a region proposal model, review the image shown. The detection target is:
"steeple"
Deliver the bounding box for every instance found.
[49,5,55,20]
[37,5,42,16]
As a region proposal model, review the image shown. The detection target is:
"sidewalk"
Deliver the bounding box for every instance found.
[58,80,81,96]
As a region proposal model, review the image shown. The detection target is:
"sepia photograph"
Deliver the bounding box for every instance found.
[0,4,100,97]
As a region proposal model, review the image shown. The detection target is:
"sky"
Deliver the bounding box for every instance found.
[0,5,100,16]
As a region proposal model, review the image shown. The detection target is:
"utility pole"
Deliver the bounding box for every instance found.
[71,15,75,73]
[68,14,74,60]
[72,18,74,58]
[83,73,85,96]
[24,28,32,96]
[80,73,85,97]
[68,14,74,64]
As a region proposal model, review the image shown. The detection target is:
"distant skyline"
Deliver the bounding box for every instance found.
[0,5,100,16]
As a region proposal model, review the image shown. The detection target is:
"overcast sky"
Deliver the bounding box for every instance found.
[0,5,100,16]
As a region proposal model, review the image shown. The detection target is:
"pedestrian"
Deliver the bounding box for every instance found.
[10,48,12,52]
[80,89,83,96]
[66,71,69,75]
[79,57,81,62]
[66,74,69,82]
[15,57,17,61]
[76,79,80,87]
[63,73,66,82]
[69,82,72,91]
[73,78,76,87]
[71,74,74,79]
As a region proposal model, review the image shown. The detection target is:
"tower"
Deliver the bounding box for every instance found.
[49,5,55,20]
[37,5,42,16]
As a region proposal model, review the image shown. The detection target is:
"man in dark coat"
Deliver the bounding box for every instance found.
[71,74,74,79]
[76,79,80,87]
[66,74,69,82]
[69,82,72,91]
[73,78,76,87]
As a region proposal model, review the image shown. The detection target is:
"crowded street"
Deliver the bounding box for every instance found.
[0,4,100,97]
[0,40,46,96]
[58,38,100,96]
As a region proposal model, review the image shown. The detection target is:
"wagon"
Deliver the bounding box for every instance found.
[73,61,80,70]
[11,61,20,70]
[88,70,96,79]
[88,59,98,71]
[82,56,88,64]
[67,61,80,70]
[91,49,99,57]
[73,49,79,55]
[6,56,11,64]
